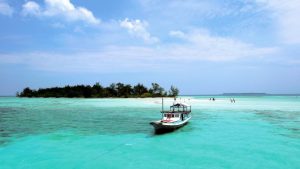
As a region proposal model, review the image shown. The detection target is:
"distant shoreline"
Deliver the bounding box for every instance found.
[17,83,180,98]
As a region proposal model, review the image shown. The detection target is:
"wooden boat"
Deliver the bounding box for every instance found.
[150,98,192,133]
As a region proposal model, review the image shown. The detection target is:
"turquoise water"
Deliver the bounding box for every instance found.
[0,96,300,169]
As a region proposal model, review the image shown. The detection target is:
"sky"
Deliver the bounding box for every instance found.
[0,0,300,95]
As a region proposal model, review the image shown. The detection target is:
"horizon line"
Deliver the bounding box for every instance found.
[1,93,300,97]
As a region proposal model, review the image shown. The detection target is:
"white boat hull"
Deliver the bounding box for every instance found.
[150,116,191,132]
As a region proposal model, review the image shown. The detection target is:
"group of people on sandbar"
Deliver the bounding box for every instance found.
[209,98,216,101]
[208,97,236,103]
[230,98,236,103]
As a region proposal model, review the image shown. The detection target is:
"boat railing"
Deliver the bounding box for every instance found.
[160,110,191,113]
[160,98,192,114]
[170,105,191,112]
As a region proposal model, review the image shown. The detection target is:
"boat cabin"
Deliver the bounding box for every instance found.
[161,102,191,122]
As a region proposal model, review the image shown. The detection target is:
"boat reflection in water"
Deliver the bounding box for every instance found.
[150,98,192,134]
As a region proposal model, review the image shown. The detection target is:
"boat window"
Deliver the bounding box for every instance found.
[175,114,179,117]
[164,114,167,117]
[172,114,174,117]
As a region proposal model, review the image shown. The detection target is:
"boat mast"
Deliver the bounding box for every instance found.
[162,97,164,112]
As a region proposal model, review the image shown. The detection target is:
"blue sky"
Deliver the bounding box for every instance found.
[0,0,300,95]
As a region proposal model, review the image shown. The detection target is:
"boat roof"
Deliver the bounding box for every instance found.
[171,102,190,107]
[161,111,191,114]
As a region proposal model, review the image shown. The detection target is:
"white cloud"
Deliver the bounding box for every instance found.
[22,0,100,25]
[169,30,185,39]
[256,0,300,44]
[168,29,276,61]
[120,18,159,44]
[22,1,41,16]
[0,1,13,16]
[0,29,277,73]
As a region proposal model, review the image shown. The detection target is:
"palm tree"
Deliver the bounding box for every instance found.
[169,85,179,97]
[150,83,165,97]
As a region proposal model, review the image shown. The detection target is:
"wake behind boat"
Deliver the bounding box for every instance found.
[150,98,192,133]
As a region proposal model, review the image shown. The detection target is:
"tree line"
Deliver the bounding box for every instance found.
[17,82,179,98]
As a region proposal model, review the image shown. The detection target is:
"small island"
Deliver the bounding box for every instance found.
[17,82,179,98]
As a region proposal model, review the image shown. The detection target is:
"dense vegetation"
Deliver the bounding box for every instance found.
[17,83,179,98]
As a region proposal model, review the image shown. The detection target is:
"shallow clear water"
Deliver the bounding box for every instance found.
[0,96,300,169]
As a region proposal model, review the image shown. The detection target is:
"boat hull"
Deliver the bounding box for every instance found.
[150,117,191,133]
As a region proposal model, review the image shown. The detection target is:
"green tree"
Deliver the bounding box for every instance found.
[133,83,148,96]
[122,84,133,98]
[116,83,133,97]
[106,83,117,97]
[150,83,165,97]
[20,87,34,97]
[169,85,179,97]
[116,83,125,97]
[92,82,104,97]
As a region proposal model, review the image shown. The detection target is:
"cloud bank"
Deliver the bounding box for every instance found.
[0,28,277,73]
[256,0,300,44]
[22,0,100,25]
[0,0,294,73]
[168,29,276,61]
